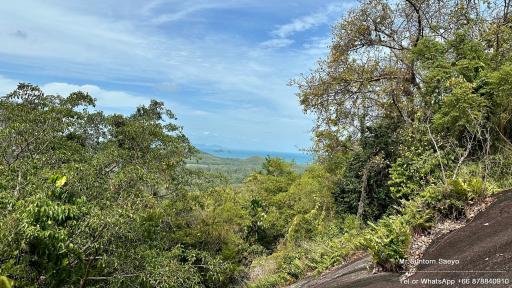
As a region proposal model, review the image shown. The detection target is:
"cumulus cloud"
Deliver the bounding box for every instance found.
[41,82,152,109]
[0,75,19,95]
[0,75,152,113]
[0,0,344,151]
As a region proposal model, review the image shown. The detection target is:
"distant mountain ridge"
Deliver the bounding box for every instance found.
[187,151,307,184]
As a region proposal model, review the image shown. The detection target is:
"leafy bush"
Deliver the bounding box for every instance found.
[285,209,324,245]
[401,197,434,233]
[433,78,489,137]
[487,150,512,189]
[420,177,490,219]
[247,220,361,288]
[360,216,411,272]
[244,164,336,252]
[389,146,438,200]
[388,125,444,200]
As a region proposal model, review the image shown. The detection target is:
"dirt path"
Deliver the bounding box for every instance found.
[288,190,512,288]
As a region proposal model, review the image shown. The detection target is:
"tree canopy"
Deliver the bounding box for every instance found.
[2,0,512,286]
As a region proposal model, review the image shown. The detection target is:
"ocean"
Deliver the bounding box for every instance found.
[199,147,314,164]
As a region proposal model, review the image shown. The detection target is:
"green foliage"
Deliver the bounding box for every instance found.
[400,197,434,233]
[448,30,488,82]
[0,173,87,287]
[186,153,306,184]
[4,0,512,285]
[361,174,494,273]
[244,165,347,287]
[0,91,326,288]
[275,0,512,281]
[0,84,246,287]
[248,218,363,288]
[420,177,491,219]
[485,64,512,140]
[246,157,299,195]
[412,38,452,107]
[433,78,489,137]
[360,216,411,272]
[285,209,324,245]
[243,158,302,250]
[331,148,394,220]
[487,149,512,188]
[0,277,12,288]
[389,126,441,199]
[244,163,336,251]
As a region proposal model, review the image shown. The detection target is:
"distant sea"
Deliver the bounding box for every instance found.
[198,146,314,164]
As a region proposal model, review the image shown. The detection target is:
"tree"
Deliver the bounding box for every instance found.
[0,84,243,287]
[294,0,512,216]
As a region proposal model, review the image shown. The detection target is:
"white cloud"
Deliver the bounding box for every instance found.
[302,36,332,55]
[0,75,19,95]
[0,1,158,81]
[150,3,227,24]
[272,3,344,38]
[41,82,152,109]
[0,1,297,109]
[260,38,294,49]
[0,75,152,113]
[141,0,168,15]
[0,0,340,151]
[141,0,247,24]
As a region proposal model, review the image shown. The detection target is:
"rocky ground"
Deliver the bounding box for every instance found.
[288,191,512,288]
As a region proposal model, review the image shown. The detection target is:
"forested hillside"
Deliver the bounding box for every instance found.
[186,153,307,184]
[1,0,512,287]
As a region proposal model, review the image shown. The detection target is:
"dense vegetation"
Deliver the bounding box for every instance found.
[1,0,512,287]
[186,153,306,184]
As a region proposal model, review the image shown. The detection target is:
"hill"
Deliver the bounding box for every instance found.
[186,152,307,184]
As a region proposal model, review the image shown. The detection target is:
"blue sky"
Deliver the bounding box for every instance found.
[0,0,354,152]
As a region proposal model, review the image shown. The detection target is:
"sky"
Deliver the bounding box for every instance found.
[0,0,354,153]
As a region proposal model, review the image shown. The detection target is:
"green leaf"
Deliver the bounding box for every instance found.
[0,276,13,288]
[55,176,67,188]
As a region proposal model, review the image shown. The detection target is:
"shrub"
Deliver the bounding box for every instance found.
[285,208,323,245]
[388,124,443,200]
[339,214,362,233]
[360,216,411,271]
[389,148,438,199]
[420,177,491,219]
[401,197,434,233]
[247,219,361,288]
[489,151,512,188]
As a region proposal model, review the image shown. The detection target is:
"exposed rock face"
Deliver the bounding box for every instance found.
[288,191,512,288]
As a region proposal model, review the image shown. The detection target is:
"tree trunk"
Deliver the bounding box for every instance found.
[357,164,369,220]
